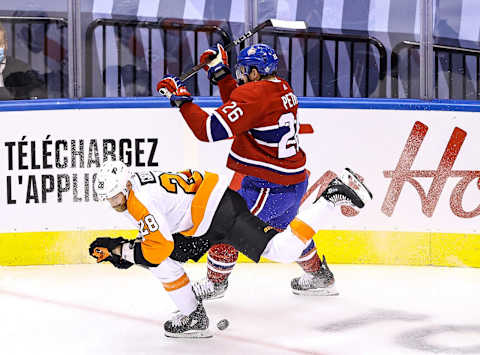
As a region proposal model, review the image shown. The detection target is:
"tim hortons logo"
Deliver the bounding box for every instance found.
[382,121,480,218]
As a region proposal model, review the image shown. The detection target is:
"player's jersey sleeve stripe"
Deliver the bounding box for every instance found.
[206,115,213,142]
[289,218,315,243]
[182,172,220,236]
[127,190,174,265]
[210,111,233,140]
[162,273,190,292]
[206,112,232,141]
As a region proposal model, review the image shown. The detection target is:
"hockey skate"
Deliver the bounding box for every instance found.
[291,255,339,296]
[192,278,228,301]
[319,168,373,208]
[164,302,211,338]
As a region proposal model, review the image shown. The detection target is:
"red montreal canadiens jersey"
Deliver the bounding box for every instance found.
[180,75,307,185]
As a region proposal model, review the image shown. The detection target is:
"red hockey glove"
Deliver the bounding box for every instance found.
[199,43,230,85]
[156,75,193,108]
[200,43,228,70]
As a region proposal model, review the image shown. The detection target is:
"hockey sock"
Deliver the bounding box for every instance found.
[296,239,322,273]
[149,259,197,315]
[292,197,337,274]
[162,273,197,315]
[207,244,239,284]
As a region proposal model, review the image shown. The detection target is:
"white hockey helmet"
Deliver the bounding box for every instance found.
[95,160,131,200]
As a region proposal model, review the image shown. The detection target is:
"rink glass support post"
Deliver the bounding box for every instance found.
[68,0,83,98]
[248,0,259,46]
[419,0,434,100]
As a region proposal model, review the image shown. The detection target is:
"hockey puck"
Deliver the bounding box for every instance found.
[216,318,229,331]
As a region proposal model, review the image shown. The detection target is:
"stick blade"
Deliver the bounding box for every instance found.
[269,19,307,30]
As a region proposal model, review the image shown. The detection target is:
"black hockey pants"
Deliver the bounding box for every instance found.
[169,188,279,263]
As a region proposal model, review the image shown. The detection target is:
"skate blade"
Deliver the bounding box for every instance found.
[292,285,340,296]
[203,294,225,301]
[165,329,213,338]
[340,168,373,206]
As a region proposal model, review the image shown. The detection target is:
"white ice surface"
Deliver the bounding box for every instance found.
[1,263,479,355]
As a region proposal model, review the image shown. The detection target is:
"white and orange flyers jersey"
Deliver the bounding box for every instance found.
[123,169,230,265]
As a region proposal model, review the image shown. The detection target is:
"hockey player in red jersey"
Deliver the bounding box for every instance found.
[157,43,357,299]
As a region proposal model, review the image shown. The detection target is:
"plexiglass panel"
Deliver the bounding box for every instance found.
[81,0,247,97]
[257,0,421,98]
[2,0,473,100]
[433,0,480,100]
[0,0,68,100]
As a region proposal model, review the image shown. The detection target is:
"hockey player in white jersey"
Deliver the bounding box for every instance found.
[90,160,372,338]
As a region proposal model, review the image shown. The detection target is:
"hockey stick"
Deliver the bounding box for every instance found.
[178,19,308,82]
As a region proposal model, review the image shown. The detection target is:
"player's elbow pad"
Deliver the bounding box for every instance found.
[194,130,210,142]
[133,243,162,267]
[143,241,175,265]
